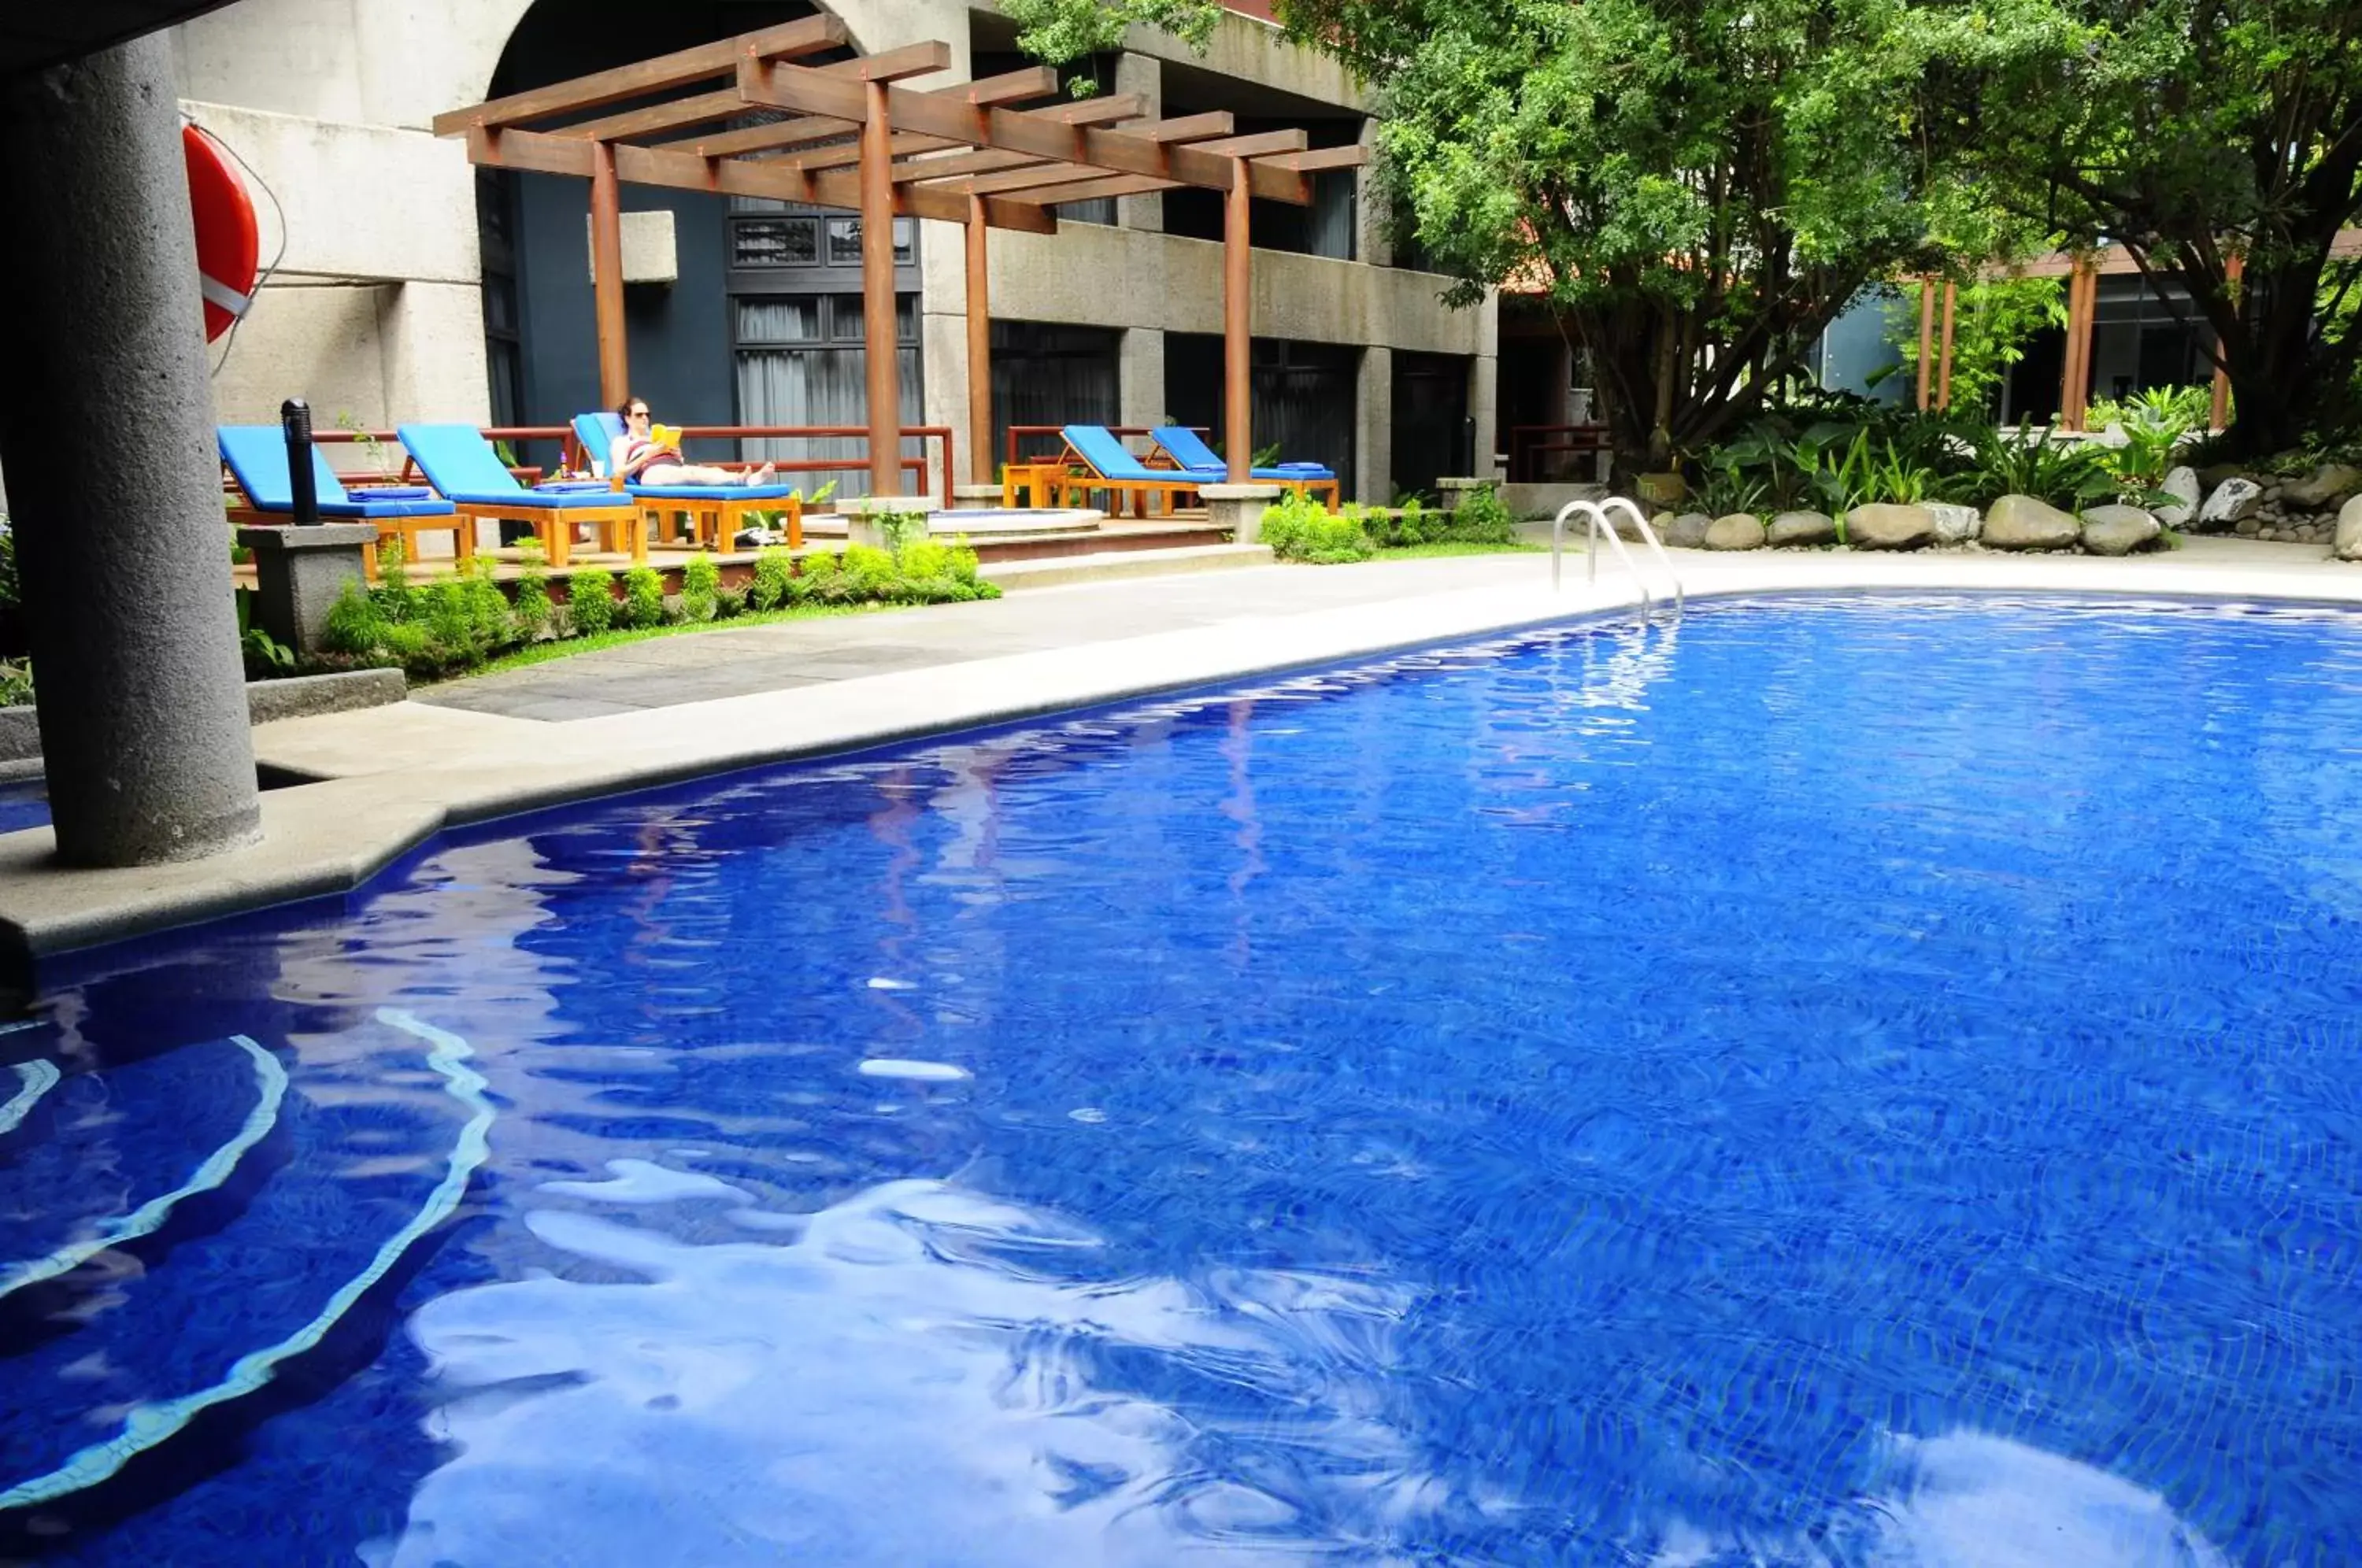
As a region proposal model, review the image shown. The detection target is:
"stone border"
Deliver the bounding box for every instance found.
[3,552,2359,987]
[0,669,407,769]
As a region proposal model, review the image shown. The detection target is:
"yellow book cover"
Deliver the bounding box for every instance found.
[650,423,683,451]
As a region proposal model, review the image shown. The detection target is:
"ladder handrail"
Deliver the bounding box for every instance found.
[1600,497,1684,617]
[1552,498,1683,622]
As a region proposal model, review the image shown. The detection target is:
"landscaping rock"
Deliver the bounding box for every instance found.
[1766,510,1838,547]
[2279,463,2362,508]
[1664,512,1715,548]
[2234,517,2263,536]
[1980,494,2082,551]
[1703,512,1766,550]
[2154,466,2200,529]
[2196,462,2245,490]
[2079,504,2161,556]
[2338,495,2362,561]
[1845,504,1937,550]
[2197,477,2263,530]
[1927,503,1981,544]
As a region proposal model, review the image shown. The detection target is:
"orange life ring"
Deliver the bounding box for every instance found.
[182,123,259,343]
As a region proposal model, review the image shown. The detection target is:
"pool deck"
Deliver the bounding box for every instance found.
[3,536,2357,980]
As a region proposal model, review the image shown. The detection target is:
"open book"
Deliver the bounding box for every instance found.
[650,422,684,452]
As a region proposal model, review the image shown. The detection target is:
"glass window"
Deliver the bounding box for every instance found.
[738,298,824,345]
[827,217,863,265]
[732,217,818,268]
[892,217,916,264]
[831,292,862,341]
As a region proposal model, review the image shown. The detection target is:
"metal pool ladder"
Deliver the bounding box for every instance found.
[1553,498,1684,622]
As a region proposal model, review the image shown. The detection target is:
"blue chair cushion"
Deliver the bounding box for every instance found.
[1061,424,1167,483]
[219,426,456,516]
[320,497,457,520]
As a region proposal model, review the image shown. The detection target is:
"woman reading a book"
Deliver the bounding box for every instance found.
[610,398,778,487]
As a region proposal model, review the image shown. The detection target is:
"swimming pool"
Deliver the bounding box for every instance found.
[2,594,2358,1564]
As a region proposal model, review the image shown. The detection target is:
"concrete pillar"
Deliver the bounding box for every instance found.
[1469,353,1501,480]
[1356,346,1393,505]
[1120,327,1167,431]
[238,524,376,656]
[1114,54,1163,233]
[1353,116,1390,267]
[1201,483,1281,544]
[0,35,261,866]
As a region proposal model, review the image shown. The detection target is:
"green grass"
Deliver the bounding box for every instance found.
[1372,540,1545,559]
[439,601,887,683]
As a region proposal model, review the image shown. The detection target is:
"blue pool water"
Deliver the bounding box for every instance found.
[3,594,2360,1565]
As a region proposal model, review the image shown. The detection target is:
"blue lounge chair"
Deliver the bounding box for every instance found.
[397,423,642,568]
[570,412,805,550]
[219,425,462,576]
[1148,425,1340,509]
[1051,425,1204,517]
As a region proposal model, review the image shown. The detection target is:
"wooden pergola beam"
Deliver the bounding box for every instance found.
[431,15,844,135]
[558,40,958,143]
[739,59,1319,203]
[470,124,1059,234]
[784,93,1151,179]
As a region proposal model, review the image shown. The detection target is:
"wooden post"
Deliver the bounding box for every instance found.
[589,142,629,407]
[2211,252,2242,431]
[860,79,900,497]
[965,194,992,486]
[1916,278,1935,411]
[2059,260,2092,431]
[1224,156,1251,483]
[1936,280,1957,411]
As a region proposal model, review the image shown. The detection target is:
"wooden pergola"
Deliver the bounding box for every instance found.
[434,18,1365,496]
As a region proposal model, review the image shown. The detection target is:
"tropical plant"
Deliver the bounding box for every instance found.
[1970,423,2121,510]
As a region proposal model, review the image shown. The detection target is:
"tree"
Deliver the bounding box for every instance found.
[1271,0,2011,475]
[1946,0,2362,454]
[998,0,1217,74]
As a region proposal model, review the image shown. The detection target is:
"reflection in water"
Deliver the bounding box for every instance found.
[1647,1431,2231,1567]
[377,1178,1432,1568]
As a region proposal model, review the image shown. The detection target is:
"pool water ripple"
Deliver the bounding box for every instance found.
[2,595,2360,1562]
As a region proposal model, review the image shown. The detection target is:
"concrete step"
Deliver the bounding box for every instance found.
[980,542,1275,590]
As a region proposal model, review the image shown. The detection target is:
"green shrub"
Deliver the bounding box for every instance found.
[324,579,385,656]
[568,568,616,635]
[1261,492,1374,563]
[681,553,720,623]
[716,586,749,618]
[620,565,666,629]
[511,535,553,641]
[1445,485,1516,544]
[750,547,797,611]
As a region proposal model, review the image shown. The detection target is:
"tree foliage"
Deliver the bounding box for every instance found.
[1941,0,2362,454]
[997,0,1218,66]
[1273,0,2014,472]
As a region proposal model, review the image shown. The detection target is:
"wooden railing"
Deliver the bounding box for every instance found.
[287,423,959,504]
[1508,423,1612,484]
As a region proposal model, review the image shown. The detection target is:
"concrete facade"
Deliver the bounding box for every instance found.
[168,0,1497,495]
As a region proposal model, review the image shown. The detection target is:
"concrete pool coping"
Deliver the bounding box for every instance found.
[2,539,2357,984]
